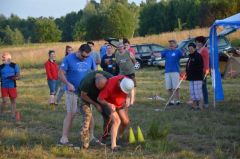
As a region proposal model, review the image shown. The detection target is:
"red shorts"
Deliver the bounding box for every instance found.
[1,88,17,98]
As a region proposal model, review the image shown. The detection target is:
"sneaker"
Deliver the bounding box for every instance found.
[57,141,73,147]
[58,137,73,147]
[168,101,174,106]
[175,100,181,105]
[90,137,105,146]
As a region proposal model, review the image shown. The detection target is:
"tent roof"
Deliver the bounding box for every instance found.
[213,13,240,28]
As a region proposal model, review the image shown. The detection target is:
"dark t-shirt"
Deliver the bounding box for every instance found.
[78,70,112,102]
[101,54,119,76]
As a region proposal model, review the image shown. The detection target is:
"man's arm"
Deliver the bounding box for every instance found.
[59,69,75,91]
[129,52,136,64]
[81,91,102,112]
[97,98,116,112]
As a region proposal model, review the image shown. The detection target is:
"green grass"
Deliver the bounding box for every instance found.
[0,67,239,159]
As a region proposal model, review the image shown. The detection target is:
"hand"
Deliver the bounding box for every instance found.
[105,59,110,64]
[95,104,102,113]
[7,76,17,80]
[205,69,210,75]
[67,83,75,92]
[109,103,116,112]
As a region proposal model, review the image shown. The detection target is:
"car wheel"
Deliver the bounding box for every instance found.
[134,60,142,70]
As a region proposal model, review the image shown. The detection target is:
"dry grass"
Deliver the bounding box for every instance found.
[0,28,239,68]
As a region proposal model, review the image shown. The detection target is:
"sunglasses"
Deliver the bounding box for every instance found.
[81,52,89,59]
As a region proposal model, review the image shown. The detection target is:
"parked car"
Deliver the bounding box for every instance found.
[149,34,234,68]
[131,43,166,69]
[105,38,166,70]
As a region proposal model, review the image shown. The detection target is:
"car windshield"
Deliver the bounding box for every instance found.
[178,40,189,49]
[152,45,165,52]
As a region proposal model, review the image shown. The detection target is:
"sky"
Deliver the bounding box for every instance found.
[0,0,146,19]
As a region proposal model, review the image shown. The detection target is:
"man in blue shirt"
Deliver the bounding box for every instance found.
[59,44,96,145]
[99,43,108,59]
[0,52,20,118]
[161,40,183,105]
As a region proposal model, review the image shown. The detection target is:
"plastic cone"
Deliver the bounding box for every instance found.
[137,126,145,143]
[129,127,136,144]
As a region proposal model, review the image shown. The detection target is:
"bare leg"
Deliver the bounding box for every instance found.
[110,112,121,149]
[61,112,75,142]
[0,97,7,114]
[10,97,16,116]
[198,99,203,110]
[174,88,180,101]
[117,109,129,138]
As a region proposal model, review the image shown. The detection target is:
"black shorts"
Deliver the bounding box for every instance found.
[101,105,111,119]
[126,73,137,87]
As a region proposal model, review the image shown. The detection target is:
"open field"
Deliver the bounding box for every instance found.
[0,28,240,69]
[0,67,239,159]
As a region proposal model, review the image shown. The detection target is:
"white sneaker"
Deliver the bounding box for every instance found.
[59,137,73,146]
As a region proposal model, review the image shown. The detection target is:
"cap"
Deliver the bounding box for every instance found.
[120,78,134,94]
[116,42,124,48]
[168,39,177,44]
[188,42,196,48]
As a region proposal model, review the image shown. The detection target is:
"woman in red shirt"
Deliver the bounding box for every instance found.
[45,50,58,105]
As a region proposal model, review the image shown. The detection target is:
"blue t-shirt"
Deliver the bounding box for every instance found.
[0,63,20,88]
[60,53,96,93]
[100,45,107,59]
[161,49,182,73]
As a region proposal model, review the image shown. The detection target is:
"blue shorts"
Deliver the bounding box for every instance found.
[47,79,58,95]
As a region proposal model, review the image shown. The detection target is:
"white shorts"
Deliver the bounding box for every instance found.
[65,91,78,113]
[165,72,180,90]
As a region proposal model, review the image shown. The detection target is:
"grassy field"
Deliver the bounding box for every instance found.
[0,67,239,159]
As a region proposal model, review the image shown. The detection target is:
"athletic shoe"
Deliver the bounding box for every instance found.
[168,101,175,106]
[90,137,105,146]
[58,137,73,147]
[175,100,181,105]
[57,141,73,147]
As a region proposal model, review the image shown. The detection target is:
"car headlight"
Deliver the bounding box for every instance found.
[155,57,162,60]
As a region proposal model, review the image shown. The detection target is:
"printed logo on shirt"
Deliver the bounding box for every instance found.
[77,62,89,72]
[172,52,176,56]
[119,58,128,64]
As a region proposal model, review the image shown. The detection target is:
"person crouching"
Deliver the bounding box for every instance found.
[98,75,134,151]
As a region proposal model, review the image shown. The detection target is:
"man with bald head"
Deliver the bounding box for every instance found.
[0,52,20,118]
[78,70,112,149]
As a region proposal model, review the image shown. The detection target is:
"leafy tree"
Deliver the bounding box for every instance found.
[104,2,137,38]
[33,18,61,43]
[1,25,24,45]
[72,19,86,41]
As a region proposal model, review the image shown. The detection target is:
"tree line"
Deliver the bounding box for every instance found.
[0,0,239,45]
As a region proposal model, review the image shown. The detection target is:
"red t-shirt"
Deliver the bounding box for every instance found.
[98,75,127,108]
[129,47,136,56]
[199,47,209,74]
[44,60,58,80]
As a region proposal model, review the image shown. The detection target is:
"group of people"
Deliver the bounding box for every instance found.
[44,39,137,151]
[160,36,209,110]
[0,35,210,151]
